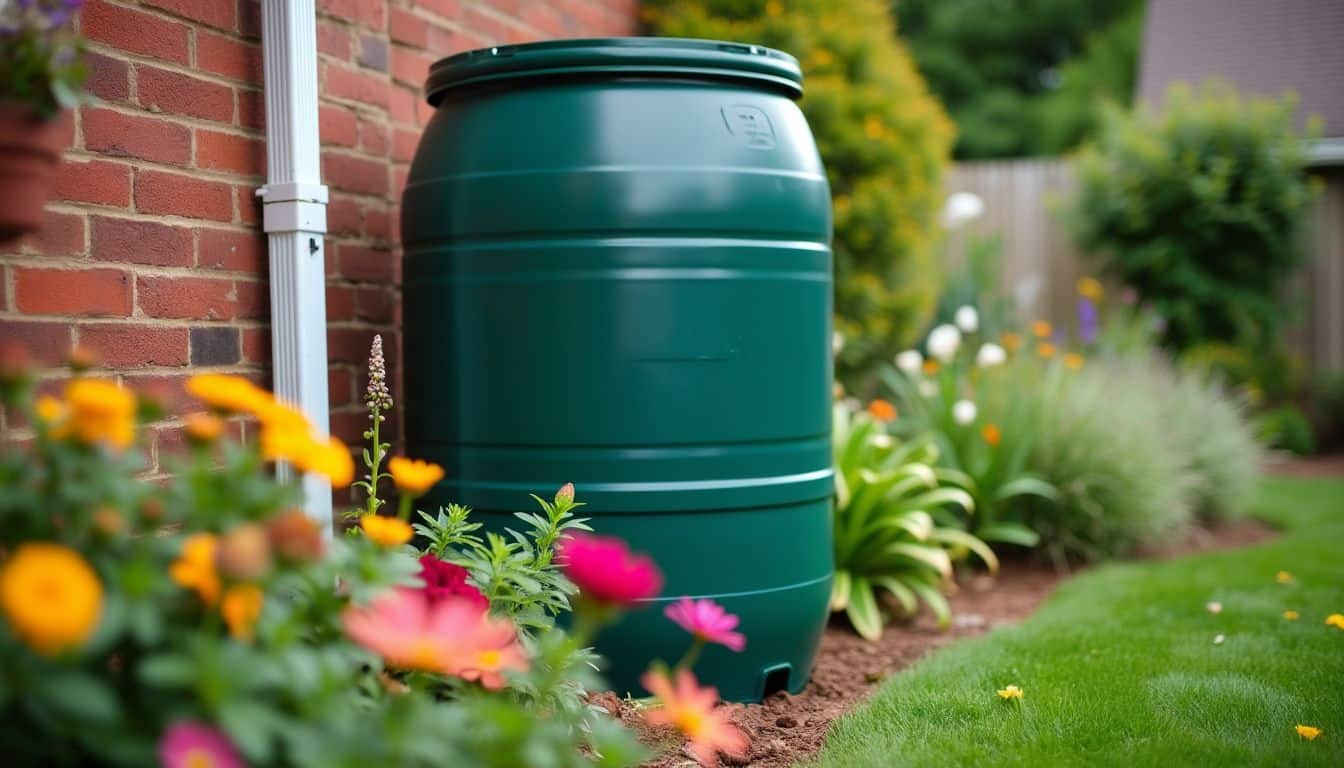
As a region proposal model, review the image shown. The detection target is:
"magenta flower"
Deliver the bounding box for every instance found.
[158,721,246,768]
[416,554,488,613]
[556,531,662,606]
[665,597,746,652]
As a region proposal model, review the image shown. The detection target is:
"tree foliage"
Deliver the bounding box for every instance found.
[643,0,955,385]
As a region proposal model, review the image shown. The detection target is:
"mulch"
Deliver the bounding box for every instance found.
[602,517,1278,767]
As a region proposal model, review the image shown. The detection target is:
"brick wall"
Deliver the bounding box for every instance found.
[0,0,637,481]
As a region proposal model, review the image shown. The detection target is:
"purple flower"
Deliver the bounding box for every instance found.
[1077,297,1099,345]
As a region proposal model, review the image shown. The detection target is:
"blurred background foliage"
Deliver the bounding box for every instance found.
[894,0,1143,159]
[643,0,956,386]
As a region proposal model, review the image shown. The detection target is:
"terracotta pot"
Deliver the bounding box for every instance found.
[0,105,71,245]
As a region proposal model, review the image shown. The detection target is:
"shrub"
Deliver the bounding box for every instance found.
[1255,405,1317,456]
[1068,84,1317,353]
[831,402,992,639]
[643,0,955,385]
[1164,365,1260,520]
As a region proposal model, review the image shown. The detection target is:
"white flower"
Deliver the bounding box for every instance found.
[941,192,984,230]
[896,349,923,377]
[918,380,938,398]
[832,331,845,355]
[952,399,978,425]
[870,433,894,449]
[954,305,979,334]
[976,342,1006,368]
[926,324,961,362]
[1206,601,1223,614]
[1213,634,1225,645]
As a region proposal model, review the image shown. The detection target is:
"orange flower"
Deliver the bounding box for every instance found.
[296,435,355,488]
[0,543,103,656]
[65,379,136,449]
[922,358,940,375]
[389,457,445,497]
[1001,331,1022,352]
[866,399,897,423]
[981,423,1001,447]
[1038,342,1057,359]
[221,584,263,641]
[184,412,224,443]
[361,514,414,547]
[1077,277,1104,301]
[171,533,221,605]
[641,667,748,767]
[1064,353,1084,370]
[1031,320,1053,339]
[187,373,272,415]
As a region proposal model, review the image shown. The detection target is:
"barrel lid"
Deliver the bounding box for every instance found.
[425,37,803,105]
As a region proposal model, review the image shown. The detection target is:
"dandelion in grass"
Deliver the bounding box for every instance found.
[1206,601,1222,614]
[1295,724,1322,741]
[642,667,748,767]
[1276,570,1293,584]
[666,597,746,653]
[997,684,1024,701]
[1283,610,1299,620]
[1213,634,1226,645]
[1326,613,1344,630]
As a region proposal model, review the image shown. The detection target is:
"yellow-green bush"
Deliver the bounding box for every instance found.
[643,0,955,385]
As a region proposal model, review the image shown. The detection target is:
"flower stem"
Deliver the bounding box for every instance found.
[675,637,706,672]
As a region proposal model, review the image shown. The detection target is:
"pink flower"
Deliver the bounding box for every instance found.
[556,531,663,606]
[417,555,488,613]
[158,721,245,768]
[665,597,746,652]
[343,588,528,687]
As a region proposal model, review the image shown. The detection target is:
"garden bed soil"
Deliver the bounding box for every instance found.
[605,518,1275,767]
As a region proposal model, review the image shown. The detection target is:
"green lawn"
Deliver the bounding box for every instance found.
[806,476,1344,767]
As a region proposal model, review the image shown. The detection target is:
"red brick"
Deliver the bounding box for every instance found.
[83,107,191,165]
[336,243,395,282]
[198,31,264,83]
[137,66,235,123]
[392,127,420,162]
[91,216,193,267]
[389,85,418,125]
[86,51,130,102]
[82,0,190,64]
[323,153,388,197]
[233,279,269,319]
[196,130,265,176]
[357,118,389,155]
[237,185,262,225]
[237,88,265,131]
[14,268,132,317]
[121,373,194,412]
[326,284,356,321]
[324,63,388,108]
[143,0,235,29]
[199,228,265,273]
[136,170,234,222]
[137,275,236,320]
[53,159,131,206]
[390,46,433,88]
[392,165,410,195]
[25,211,85,256]
[327,327,380,364]
[390,8,428,46]
[521,3,566,36]
[0,320,74,365]
[328,367,354,407]
[363,204,392,241]
[326,196,362,237]
[241,327,269,363]
[319,0,386,29]
[417,0,460,21]
[237,0,262,38]
[355,286,395,323]
[316,20,351,59]
[320,105,358,147]
[77,324,190,367]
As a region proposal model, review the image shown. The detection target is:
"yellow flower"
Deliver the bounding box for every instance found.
[1326,613,1344,630]
[187,373,272,415]
[170,533,221,605]
[765,0,783,17]
[1276,570,1293,584]
[1001,331,1022,352]
[361,514,414,547]
[1283,610,1299,620]
[1038,343,1057,359]
[1077,277,1104,301]
[1295,724,1322,741]
[389,457,445,497]
[65,379,136,449]
[296,435,355,488]
[184,412,224,443]
[997,684,1024,701]
[864,115,884,139]
[221,584,264,641]
[35,394,67,425]
[0,543,103,656]
[1031,320,1053,339]
[1064,353,1084,370]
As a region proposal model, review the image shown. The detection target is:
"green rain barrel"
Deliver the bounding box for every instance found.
[401,38,833,703]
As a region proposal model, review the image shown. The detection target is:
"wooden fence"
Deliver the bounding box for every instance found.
[945,159,1344,372]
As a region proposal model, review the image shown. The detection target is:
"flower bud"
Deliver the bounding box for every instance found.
[67,344,97,373]
[265,510,325,563]
[216,523,273,581]
[555,482,575,505]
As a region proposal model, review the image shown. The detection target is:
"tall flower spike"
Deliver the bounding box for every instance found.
[365,334,393,416]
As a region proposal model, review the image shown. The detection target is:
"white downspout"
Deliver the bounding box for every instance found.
[258,0,333,533]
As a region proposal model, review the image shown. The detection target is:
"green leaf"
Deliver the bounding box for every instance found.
[928,527,1000,573]
[908,580,951,629]
[871,575,919,616]
[845,576,884,640]
[882,542,953,576]
[976,521,1042,547]
[994,476,1059,503]
[138,653,197,688]
[830,569,852,610]
[40,673,120,724]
